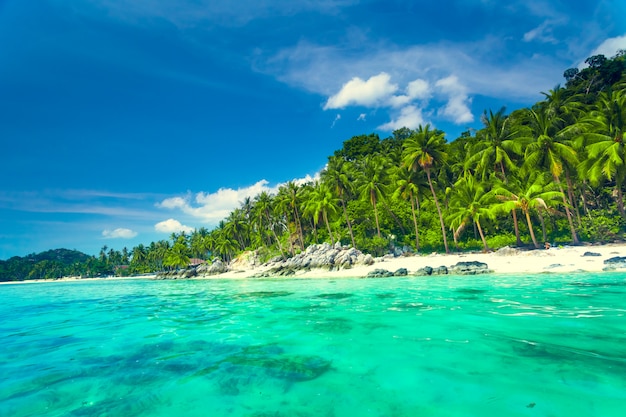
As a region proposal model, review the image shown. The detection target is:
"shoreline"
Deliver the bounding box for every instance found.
[3,243,626,285]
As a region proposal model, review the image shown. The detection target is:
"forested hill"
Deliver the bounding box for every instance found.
[0,249,93,282]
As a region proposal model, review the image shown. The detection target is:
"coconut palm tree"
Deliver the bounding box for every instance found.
[303,181,340,245]
[493,173,564,248]
[321,156,357,248]
[402,125,450,253]
[523,107,580,244]
[467,107,524,181]
[446,175,495,252]
[253,191,286,259]
[355,154,389,238]
[391,165,428,252]
[581,87,626,218]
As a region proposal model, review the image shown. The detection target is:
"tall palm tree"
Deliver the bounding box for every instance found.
[523,107,580,244]
[254,191,286,258]
[467,107,524,181]
[493,173,564,249]
[304,181,340,245]
[446,175,495,252]
[321,156,357,248]
[581,87,626,218]
[402,125,450,253]
[391,165,428,252]
[355,154,390,238]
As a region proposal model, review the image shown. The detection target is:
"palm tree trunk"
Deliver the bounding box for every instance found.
[524,209,540,249]
[372,191,381,238]
[426,169,449,253]
[341,197,356,249]
[294,206,304,250]
[537,209,547,243]
[616,185,626,219]
[555,177,579,244]
[476,219,489,252]
[323,210,335,245]
[511,210,523,246]
[410,191,420,252]
[565,172,582,227]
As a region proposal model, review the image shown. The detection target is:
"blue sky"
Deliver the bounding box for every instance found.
[1,0,625,259]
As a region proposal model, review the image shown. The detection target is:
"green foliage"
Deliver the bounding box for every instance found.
[357,236,389,257]
[5,53,626,279]
[579,209,626,242]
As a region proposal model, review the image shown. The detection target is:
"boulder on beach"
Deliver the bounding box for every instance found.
[602,256,626,271]
[448,261,491,275]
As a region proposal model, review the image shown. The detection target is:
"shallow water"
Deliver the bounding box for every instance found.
[1,273,625,416]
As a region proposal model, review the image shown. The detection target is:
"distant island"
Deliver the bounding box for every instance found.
[2,52,625,282]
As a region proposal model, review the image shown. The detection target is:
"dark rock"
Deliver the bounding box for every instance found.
[582,251,601,257]
[604,256,626,264]
[183,267,197,278]
[415,266,433,276]
[602,256,626,271]
[366,268,394,278]
[432,265,448,275]
[393,268,408,276]
[448,261,491,275]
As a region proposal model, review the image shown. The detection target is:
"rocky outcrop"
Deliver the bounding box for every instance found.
[603,256,626,271]
[365,268,408,278]
[448,261,491,275]
[494,246,521,256]
[197,259,229,276]
[253,243,375,277]
[582,251,601,257]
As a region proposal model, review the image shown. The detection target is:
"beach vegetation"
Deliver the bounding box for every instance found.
[2,52,626,281]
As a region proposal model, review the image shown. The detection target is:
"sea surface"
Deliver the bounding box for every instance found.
[1,273,625,417]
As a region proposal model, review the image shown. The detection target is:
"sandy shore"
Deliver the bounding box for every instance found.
[214,243,626,279]
[3,243,626,285]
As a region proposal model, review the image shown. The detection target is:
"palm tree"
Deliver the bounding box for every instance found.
[304,181,340,245]
[581,87,626,218]
[402,125,450,253]
[254,191,286,258]
[321,156,357,248]
[493,173,564,248]
[467,107,524,181]
[523,107,580,244]
[391,165,428,252]
[355,154,389,238]
[163,242,190,270]
[446,175,495,252]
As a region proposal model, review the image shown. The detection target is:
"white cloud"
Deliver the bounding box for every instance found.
[357,113,367,121]
[588,34,626,59]
[378,105,426,131]
[155,174,320,228]
[435,76,474,124]
[331,113,341,128]
[154,219,194,234]
[406,79,431,99]
[523,20,558,44]
[324,72,398,109]
[102,228,138,239]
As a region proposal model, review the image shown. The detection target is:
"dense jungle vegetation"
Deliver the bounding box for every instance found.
[1,52,625,281]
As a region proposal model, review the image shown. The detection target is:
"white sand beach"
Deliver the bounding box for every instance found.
[214,243,626,279]
[3,243,625,285]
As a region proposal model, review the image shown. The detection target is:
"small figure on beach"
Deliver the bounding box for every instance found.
[544,242,551,250]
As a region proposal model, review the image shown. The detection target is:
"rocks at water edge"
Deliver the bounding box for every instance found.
[253,243,375,277]
[602,256,626,271]
[365,268,408,278]
[448,261,491,275]
[413,261,490,276]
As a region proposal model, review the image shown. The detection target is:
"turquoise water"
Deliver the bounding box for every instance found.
[1,273,625,416]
